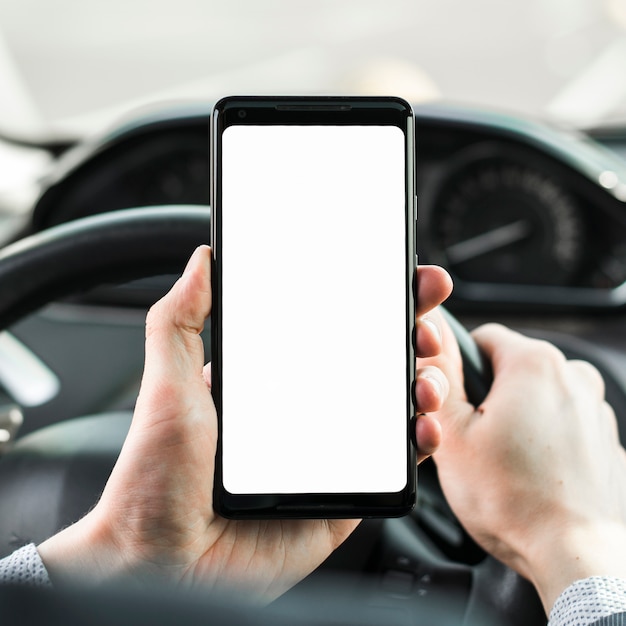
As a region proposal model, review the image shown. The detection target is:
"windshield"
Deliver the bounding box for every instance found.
[1,0,626,138]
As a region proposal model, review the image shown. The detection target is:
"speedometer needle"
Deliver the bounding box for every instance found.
[445,220,532,264]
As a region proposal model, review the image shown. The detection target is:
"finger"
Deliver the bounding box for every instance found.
[137,245,214,416]
[413,365,447,464]
[415,310,443,358]
[471,324,565,376]
[567,359,605,399]
[102,246,217,517]
[145,245,211,368]
[415,365,449,413]
[417,311,466,406]
[415,265,453,318]
[415,412,443,463]
[602,401,621,443]
[204,362,212,389]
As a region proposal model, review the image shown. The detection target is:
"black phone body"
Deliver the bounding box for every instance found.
[211,96,416,519]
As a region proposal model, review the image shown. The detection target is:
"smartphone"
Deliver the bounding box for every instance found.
[211,96,416,519]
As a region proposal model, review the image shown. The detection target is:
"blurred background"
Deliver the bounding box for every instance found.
[2,0,626,140]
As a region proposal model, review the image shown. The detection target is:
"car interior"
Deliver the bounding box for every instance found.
[1,1,626,624]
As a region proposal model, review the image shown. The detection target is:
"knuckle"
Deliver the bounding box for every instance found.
[569,359,606,396]
[518,337,565,372]
[145,297,172,340]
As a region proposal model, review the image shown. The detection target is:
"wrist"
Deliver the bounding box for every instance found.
[522,521,626,613]
[37,509,129,586]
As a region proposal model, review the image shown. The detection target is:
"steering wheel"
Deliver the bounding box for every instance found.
[0,206,545,625]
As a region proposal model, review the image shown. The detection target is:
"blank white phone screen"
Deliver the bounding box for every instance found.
[221,124,408,494]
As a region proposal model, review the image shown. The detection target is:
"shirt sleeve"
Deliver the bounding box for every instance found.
[0,543,52,587]
[587,613,626,626]
[549,577,626,626]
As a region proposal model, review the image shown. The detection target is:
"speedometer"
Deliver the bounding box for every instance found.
[430,152,586,286]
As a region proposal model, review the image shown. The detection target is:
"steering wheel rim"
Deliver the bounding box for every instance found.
[0,205,210,331]
[0,206,545,625]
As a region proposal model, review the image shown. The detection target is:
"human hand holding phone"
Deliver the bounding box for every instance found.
[37,245,452,599]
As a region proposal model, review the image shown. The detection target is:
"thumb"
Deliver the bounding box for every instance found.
[93,245,217,540]
[135,245,213,420]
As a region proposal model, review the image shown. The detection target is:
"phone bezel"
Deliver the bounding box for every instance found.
[211,96,416,519]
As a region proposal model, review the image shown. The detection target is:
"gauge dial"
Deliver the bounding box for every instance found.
[433,159,585,286]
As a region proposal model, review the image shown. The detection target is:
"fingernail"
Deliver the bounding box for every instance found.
[422,373,444,399]
[422,316,442,344]
[183,245,210,277]
[182,248,198,276]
